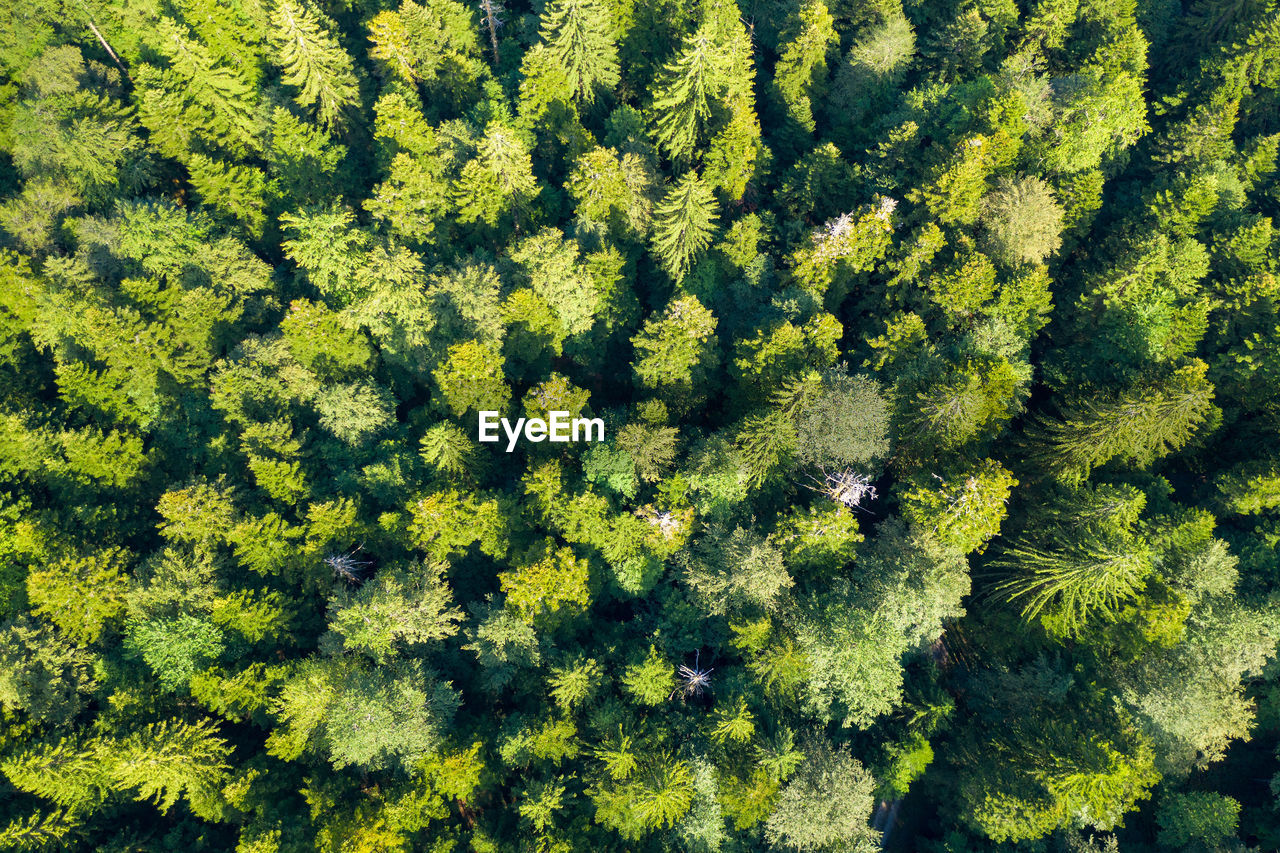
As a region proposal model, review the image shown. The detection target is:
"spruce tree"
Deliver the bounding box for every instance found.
[772,0,838,138]
[1032,361,1217,481]
[270,0,360,131]
[650,29,723,163]
[650,171,717,281]
[631,295,718,397]
[991,531,1152,635]
[148,19,263,157]
[539,0,620,102]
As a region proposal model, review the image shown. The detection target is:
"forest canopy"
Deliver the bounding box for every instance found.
[1,0,1279,850]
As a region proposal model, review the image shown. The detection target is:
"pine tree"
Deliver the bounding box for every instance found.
[621,645,675,705]
[592,752,695,838]
[420,421,483,481]
[186,153,270,236]
[271,657,460,772]
[734,409,797,488]
[1120,600,1279,774]
[1,736,108,811]
[453,122,539,227]
[569,146,656,238]
[791,370,891,468]
[1156,792,1242,848]
[1031,361,1217,481]
[462,598,542,691]
[1216,460,1280,514]
[508,228,600,336]
[268,107,347,204]
[796,521,968,726]
[368,0,485,87]
[498,544,591,628]
[10,47,143,199]
[980,176,1065,267]
[631,295,718,398]
[110,719,232,820]
[147,19,263,157]
[365,151,453,241]
[772,0,839,138]
[900,460,1017,554]
[327,561,464,661]
[992,531,1151,635]
[650,171,717,280]
[0,809,76,851]
[650,29,724,163]
[433,340,511,416]
[281,205,373,303]
[764,739,879,851]
[409,488,510,561]
[368,10,417,81]
[270,0,360,131]
[955,691,1161,842]
[632,755,696,830]
[548,657,602,709]
[539,0,620,102]
[685,524,793,614]
[26,548,130,644]
[0,616,96,727]
[908,135,993,226]
[789,203,894,298]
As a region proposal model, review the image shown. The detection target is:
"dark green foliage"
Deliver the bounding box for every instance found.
[764,738,879,851]
[1,0,1279,850]
[792,369,892,469]
[1156,791,1241,848]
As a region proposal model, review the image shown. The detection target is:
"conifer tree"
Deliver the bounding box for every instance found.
[433,340,510,416]
[270,0,360,131]
[650,29,724,163]
[10,47,143,200]
[2,2,1279,849]
[981,176,1065,267]
[186,153,270,236]
[0,809,76,850]
[145,19,264,157]
[1,737,108,812]
[368,0,484,87]
[0,617,96,727]
[453,122,539,227]
[26,548,130,645]
[171,0,268,81]
[327,561,464,661]
[650,171,717,281]
[110,719,232,820]
[764,739,879,851]
[900,460,1017,554]
[992,531,1152,636]
[631,295,718,400]
[772,0,838,137]
[539,0,619,102]
[498,544,591,628]
[569,146,656,238]
[1031,361,1217,481]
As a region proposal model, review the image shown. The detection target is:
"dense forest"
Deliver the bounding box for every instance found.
[1,0,1279,849]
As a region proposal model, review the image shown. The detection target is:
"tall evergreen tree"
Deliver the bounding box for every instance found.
[650,171,717,280]
[539,0,619,102]
[270,0,360,131]
[1031,361,1217,481]
[650,27,727,163]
